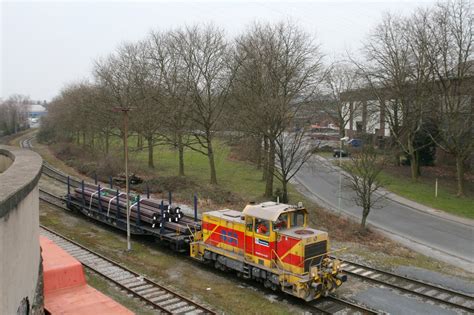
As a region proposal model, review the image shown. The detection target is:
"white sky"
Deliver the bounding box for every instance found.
[1,0,436,101]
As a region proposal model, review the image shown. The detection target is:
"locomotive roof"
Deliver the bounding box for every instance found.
[243,202,305,221]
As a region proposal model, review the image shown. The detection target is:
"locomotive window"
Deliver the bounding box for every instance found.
[273,214,288,231]
[291,210,305,228]
[255,218,270,236]
[246,216,253,231]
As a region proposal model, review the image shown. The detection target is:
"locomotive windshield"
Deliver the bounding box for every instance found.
[290,210,305,228]
[273,213,289,231]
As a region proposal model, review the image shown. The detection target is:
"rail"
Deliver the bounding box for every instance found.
[309,295,379,314]
[40,224,215,314]
[338,258,474,313]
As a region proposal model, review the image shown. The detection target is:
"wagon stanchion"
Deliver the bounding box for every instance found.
[109,176,113,189]
[67,176,71,208]
[146,183,150,199]
[81,180,85,208]
[168,191,172,206]
[97,185,103,216]
[160,200,164,234]
[137,195,141,227]
[94,172,98,185]
[194,194,198,222]
[115,189,120,220]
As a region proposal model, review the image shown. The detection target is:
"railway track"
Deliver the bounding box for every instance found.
[309,295,378,314]
[40,190,379,314]
[21,137,83,187]
[40,225,215,315]
[340,260,474,313]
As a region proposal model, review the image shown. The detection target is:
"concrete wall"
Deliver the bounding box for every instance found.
[0,153,13,173]
[0,145,43,315]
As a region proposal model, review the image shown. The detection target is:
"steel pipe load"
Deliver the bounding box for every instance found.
[70,185,200,235]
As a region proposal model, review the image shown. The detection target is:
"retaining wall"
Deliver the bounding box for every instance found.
[0,145,43,314]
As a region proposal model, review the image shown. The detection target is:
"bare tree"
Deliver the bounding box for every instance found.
[148,30,194,176]
[358,13,434,181]
[340,146,386,230]
[323,61,362,138]
[425,0,473,196]
[233,21,324,197]
[274,128,314,203]
[173,24,234,184]
[95,41,162,168]
[0,94,30,135]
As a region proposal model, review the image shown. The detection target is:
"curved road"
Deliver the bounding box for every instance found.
[295,156,474,271]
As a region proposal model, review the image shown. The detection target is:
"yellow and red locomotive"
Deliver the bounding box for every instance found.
[190,201,346,301]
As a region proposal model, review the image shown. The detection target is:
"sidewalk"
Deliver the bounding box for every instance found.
[314,154,474,227]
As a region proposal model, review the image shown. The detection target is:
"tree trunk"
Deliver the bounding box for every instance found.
[409,153,419,181]
[178,134,185,176]
[282,180,289,203]
[82,132,86,148]
[415,150,421,177]
[361,206,369,230]
[207,138,217,185]
[256,136,262,169]
[265,139,275,198]
[262,137,268,181]
[455,155,465,197]
[394,151,401,167]
[147,136,154,169]
[407,138,419,181]
[90,132,95,149]
[339,117,345,138]
[105,132,110,155]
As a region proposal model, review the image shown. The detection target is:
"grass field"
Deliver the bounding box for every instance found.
[82,136,271,207]
[378,171,474,219]
[133,140,265,199]
[329,152,473,220]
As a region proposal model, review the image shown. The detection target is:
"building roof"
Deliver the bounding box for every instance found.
[243,202,297,222]
[28,104,47,113]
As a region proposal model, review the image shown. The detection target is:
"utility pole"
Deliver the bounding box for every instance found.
[116,107,132,251]
[338,136,349,213]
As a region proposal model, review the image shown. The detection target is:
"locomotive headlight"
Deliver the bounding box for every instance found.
[310,266,319,278]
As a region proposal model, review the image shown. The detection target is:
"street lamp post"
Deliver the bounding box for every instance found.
[338,136,350,213]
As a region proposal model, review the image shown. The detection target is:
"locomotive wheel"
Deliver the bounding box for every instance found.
[264,280,272,289]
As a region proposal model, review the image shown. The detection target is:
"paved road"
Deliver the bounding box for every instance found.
[295,156,474,270]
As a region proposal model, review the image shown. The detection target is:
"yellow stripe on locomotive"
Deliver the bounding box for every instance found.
[190,202,347,301]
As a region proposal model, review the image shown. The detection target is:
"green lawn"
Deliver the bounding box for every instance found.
[378,172,474,219]
[108,136,269,204]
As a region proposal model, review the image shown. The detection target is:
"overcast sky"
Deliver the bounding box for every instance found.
[1,0,437,101]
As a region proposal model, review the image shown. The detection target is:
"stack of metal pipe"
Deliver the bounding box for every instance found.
[71,186,200,235]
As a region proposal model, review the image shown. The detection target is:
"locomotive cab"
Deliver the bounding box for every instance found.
[190,201,346,301]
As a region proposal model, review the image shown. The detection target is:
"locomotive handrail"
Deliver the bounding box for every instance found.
[271,249,288,274]
[186,224,195,237]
